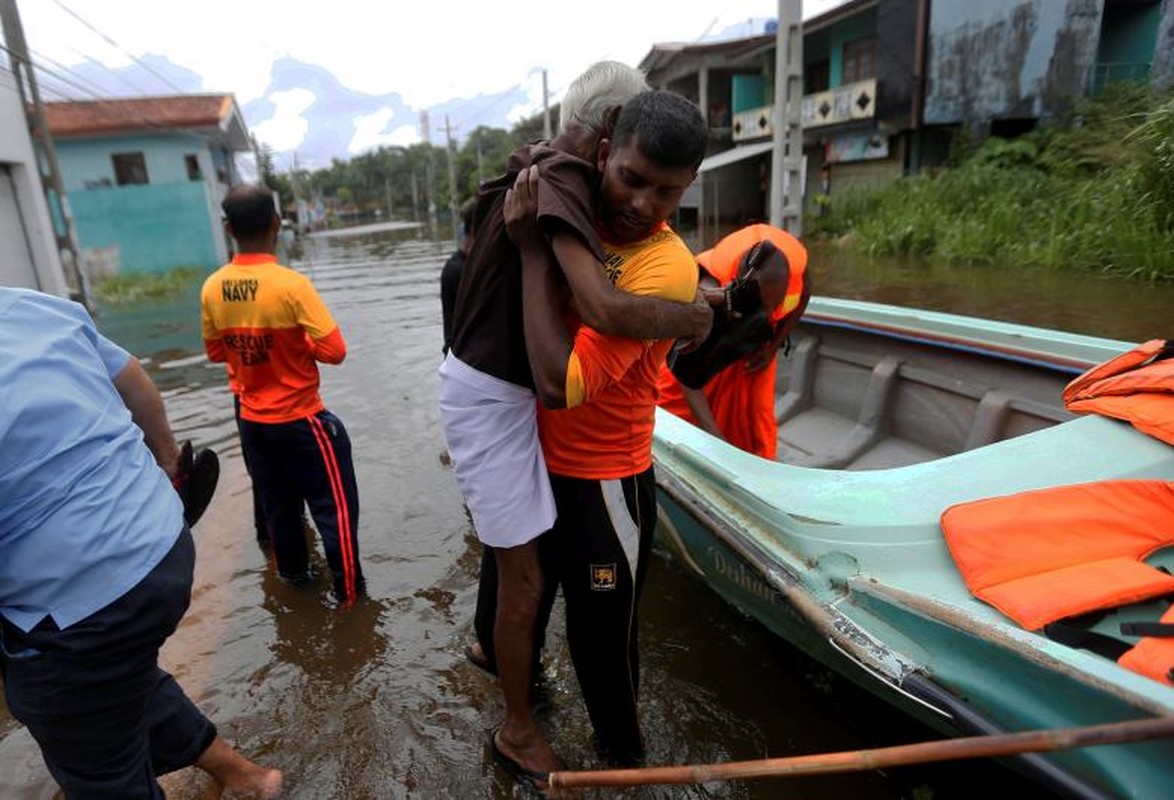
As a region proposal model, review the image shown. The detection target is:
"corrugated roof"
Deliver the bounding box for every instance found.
[44,94,236,137]
[640,35,775,74]
[697,140,774,173]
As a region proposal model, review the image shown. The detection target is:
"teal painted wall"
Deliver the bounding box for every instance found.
[1097,2,1160,68]
[827,7,878,87]
[54,134,222,272]
[69,182,218,272]
[732,74,767,113]
[55,134,213,191]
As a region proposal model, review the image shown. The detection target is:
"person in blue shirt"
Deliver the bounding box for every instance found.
[0,287,282,800]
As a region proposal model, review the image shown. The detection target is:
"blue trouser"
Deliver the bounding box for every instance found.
[239,409,364,604]
[0,529,216,799]
[234,394,268,542]
[539,467,657,766]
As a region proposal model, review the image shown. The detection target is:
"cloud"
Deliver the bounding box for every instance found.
[249,88,314,152]
[349,108,400,154]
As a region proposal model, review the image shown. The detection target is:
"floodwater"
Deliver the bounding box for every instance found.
[3,227,1171,800]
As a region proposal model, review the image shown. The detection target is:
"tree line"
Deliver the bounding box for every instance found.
[253,109,549,224]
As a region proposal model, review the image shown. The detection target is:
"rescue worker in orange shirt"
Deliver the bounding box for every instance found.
[507,90,708,768]
[201,184,364,607]
[657,223,811,460]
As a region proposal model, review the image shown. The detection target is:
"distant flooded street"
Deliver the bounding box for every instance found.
[3,226,1171,799]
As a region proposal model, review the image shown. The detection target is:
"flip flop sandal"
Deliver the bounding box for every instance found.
[489,727,550,792]
[464,643,497,676]
[174,441,219,527]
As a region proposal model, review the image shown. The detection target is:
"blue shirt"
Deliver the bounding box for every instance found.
[0,288,183,633]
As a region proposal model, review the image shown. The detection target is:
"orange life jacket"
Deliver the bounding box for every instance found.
[941,480,1174,684]
[1063,339,1174,446]
[1118,605,1174,686]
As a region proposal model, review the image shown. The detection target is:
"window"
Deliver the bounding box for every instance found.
[111,152,148,186]
[841,36,877,84]
[184,154,203,181]
[806,59,831,93]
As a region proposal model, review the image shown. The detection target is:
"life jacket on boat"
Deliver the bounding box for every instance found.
[941,480,1174,685]
[1118,605,1174,685]
[1063,339,1174,446]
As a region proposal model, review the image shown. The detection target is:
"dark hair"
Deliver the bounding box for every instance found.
[460,197,477,234]
[222,184,278,238]
[612,90,707,170]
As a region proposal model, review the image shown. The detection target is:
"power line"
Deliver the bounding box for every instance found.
[0,40,105,101]
[49,0,185,93]
[29,46,120,98]
[0,43,223,140]
[19,68,79,102]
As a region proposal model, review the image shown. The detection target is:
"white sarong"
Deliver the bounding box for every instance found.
[438,353,556,547]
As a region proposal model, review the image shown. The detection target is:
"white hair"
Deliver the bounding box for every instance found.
[558,60,649,134]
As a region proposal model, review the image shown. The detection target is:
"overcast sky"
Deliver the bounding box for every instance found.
[16,0,847,155]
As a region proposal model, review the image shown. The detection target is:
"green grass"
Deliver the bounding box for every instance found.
[810,85,1174,280]
[93,266,207,304]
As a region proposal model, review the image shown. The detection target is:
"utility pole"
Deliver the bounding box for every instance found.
[290,151,306,233]
[410,171,420,222]
[1,0,91,310]
[385,178,393,219]
[420,110,438,233]
[770,0,804,236]
[442,115,460,243]
[542,69,553,140]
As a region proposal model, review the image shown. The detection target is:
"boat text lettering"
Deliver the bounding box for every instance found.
[709,547,783,606]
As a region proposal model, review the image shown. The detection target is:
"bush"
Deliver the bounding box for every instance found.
[94,266,207,304]
[811,88,1174,280]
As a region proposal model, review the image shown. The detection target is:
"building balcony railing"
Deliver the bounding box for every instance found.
[730,78,879,142]
[801,78,877,129]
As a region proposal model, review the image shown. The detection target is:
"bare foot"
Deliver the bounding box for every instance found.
[218,767,283,800]
[196,737,283,799]
[493,723,564,784]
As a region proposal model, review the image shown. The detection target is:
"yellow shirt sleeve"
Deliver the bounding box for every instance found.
[563,233,698,406]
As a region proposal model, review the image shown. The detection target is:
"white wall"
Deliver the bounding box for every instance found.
[0,80,67,296]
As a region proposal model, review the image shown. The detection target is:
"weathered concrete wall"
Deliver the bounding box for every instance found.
[924,0,1104,127]
[1152,0,1174,90]
[876,0,919,125]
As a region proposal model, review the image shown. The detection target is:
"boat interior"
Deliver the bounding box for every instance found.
[770,311,1174,683]
[775,318,1077,470]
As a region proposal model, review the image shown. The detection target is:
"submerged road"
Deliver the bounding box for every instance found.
[3,225,1135,798]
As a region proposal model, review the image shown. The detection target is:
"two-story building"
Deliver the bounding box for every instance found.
[44,94,252,276]
[640,0,1174,244]
[0,73,68,296]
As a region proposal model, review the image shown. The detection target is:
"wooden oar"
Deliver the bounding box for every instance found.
[548,715,1174,789]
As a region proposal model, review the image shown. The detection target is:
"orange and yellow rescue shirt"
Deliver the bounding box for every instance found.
[201,253,346,423]
[537,222,697,480]
[656,224,810,459]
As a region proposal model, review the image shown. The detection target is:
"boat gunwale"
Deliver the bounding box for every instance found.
[654,466,1169,799]
[803,297,1135,375]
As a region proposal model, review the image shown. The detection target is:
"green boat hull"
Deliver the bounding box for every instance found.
[651,298,1174,799]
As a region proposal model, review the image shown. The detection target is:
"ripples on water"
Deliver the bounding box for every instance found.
[9,227,1149,798]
